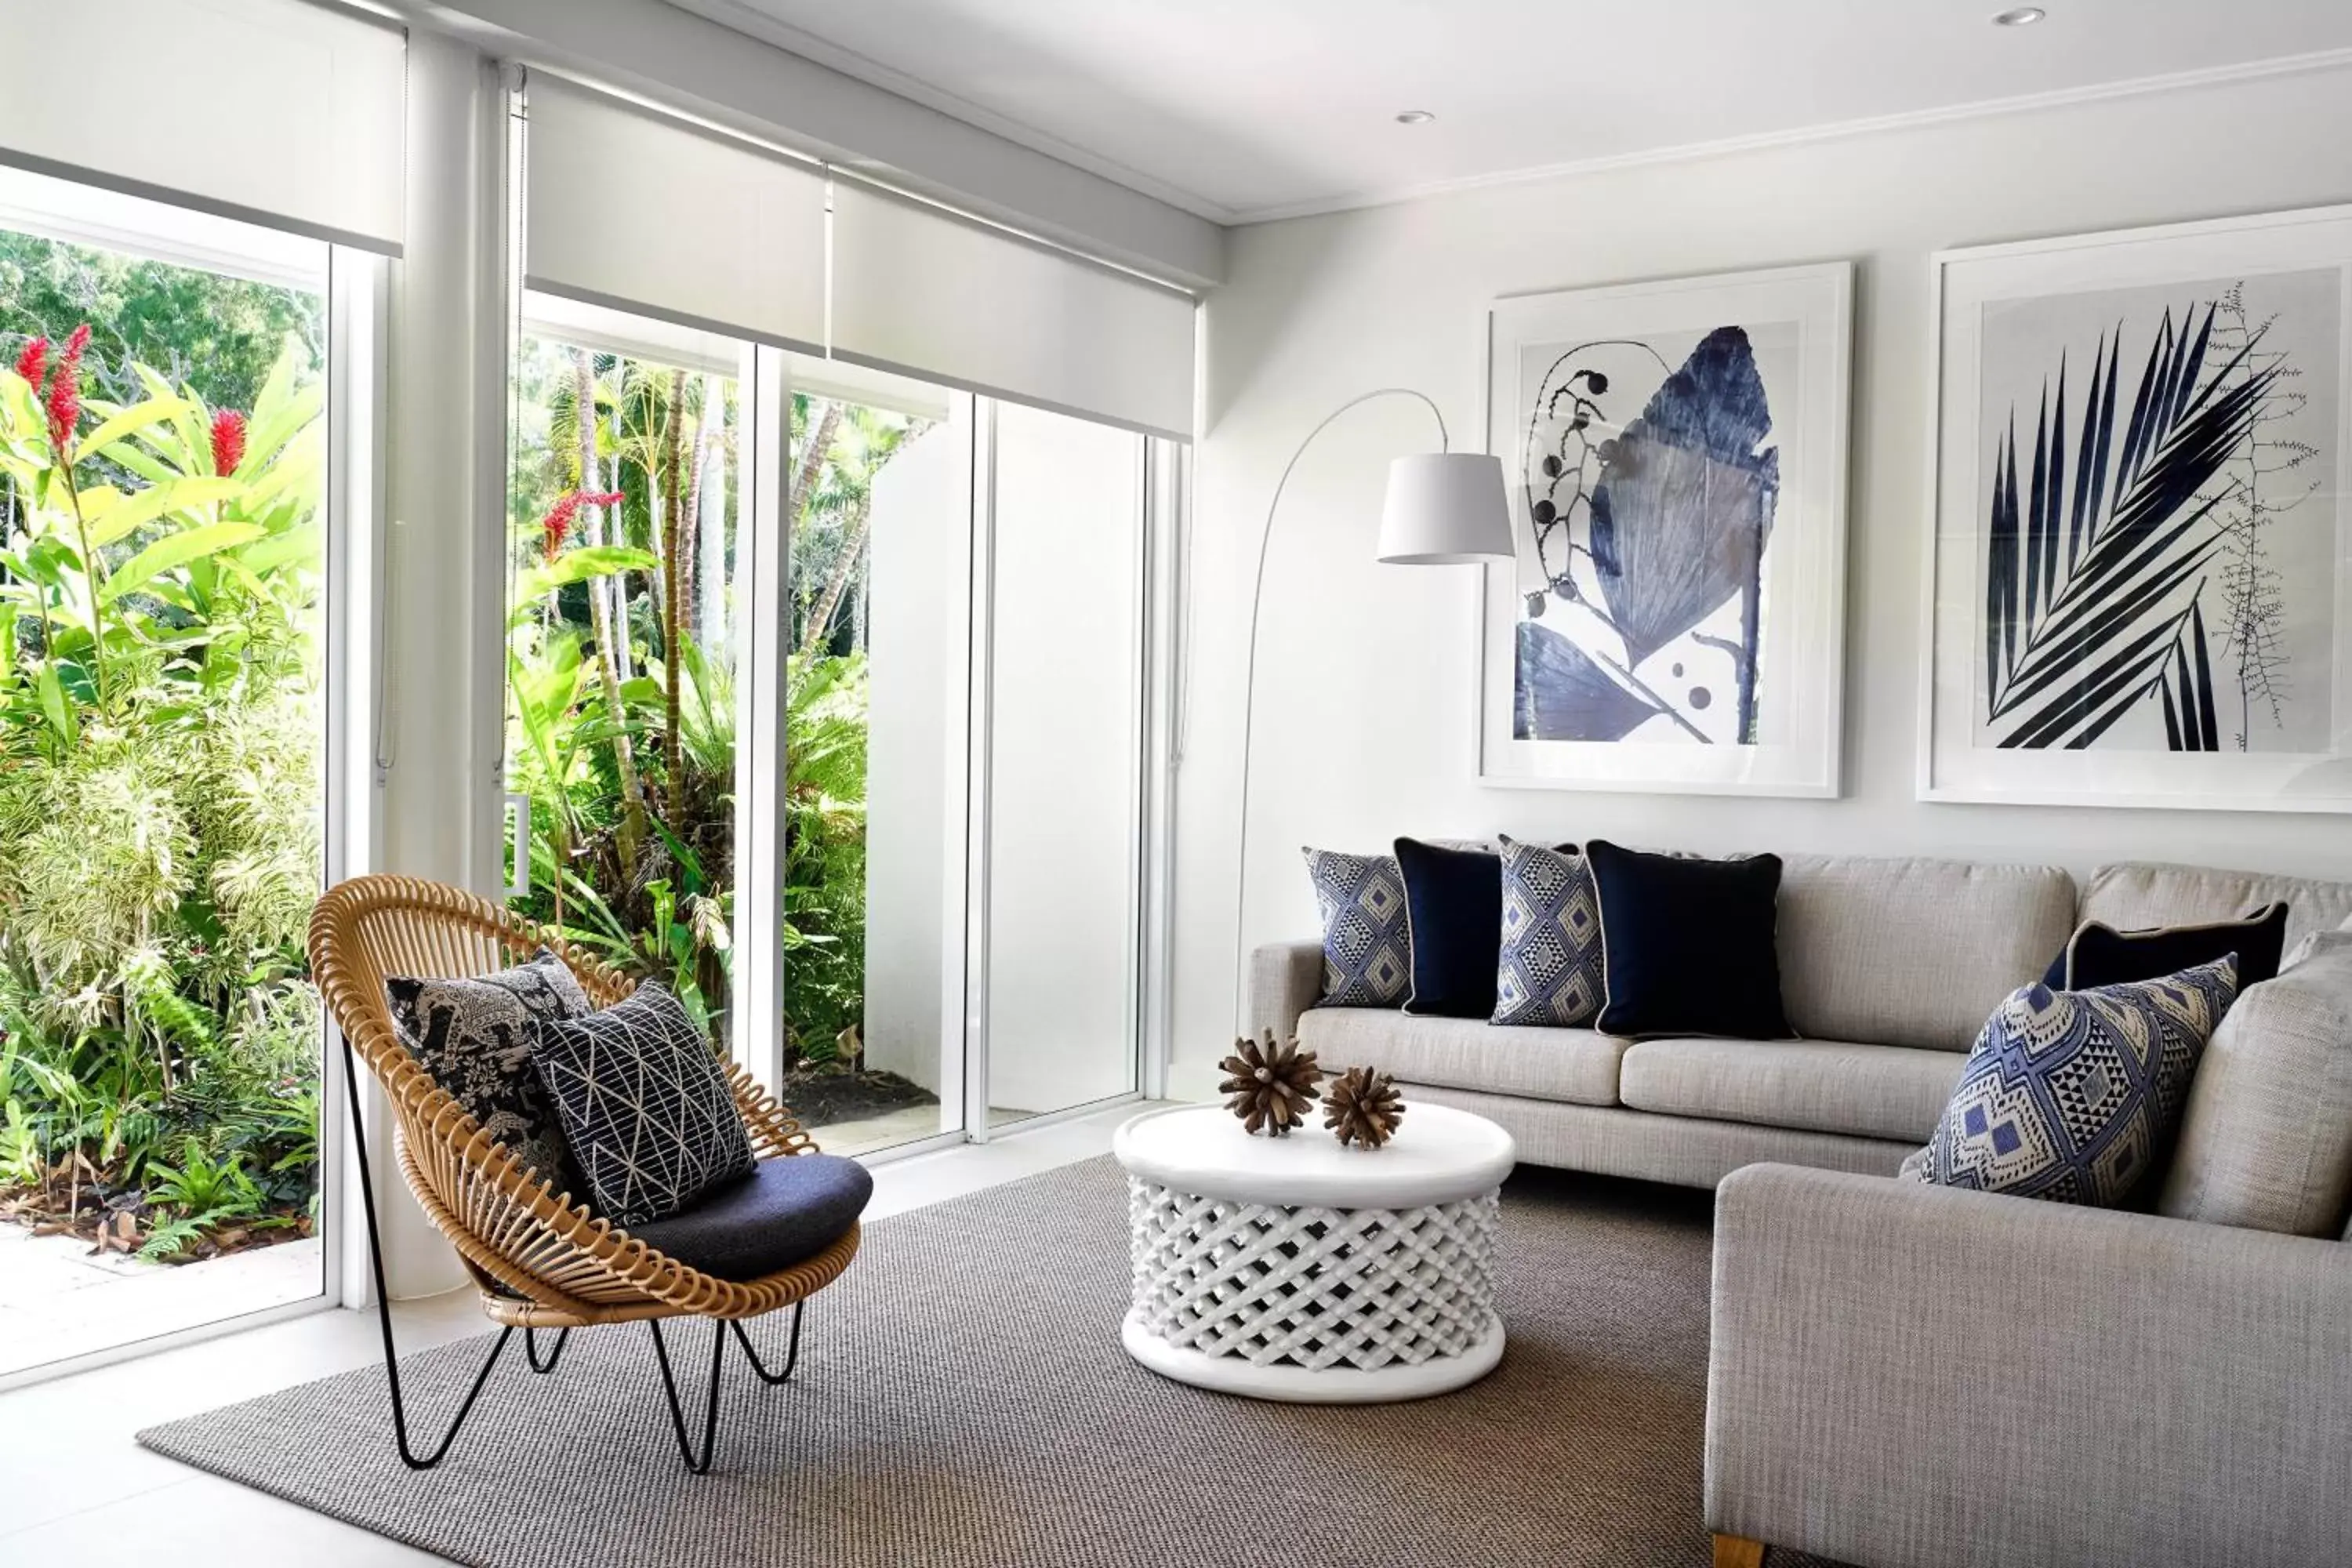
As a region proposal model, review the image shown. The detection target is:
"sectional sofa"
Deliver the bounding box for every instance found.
[1249,853,2352,1568]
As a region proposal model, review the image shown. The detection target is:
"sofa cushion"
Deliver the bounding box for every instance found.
[1617,1038,1965,1142]
[1394,837,1504,1018]
[1292,1007,1624,1108]
[2081,862,2352,952]
[1777,855,2075,1052]
[1908,958,2239,1207]
[2046,902,2289,992]
[1587,840,1791,1040]
[1301,848,1412,1008]
[1493,840,1603,1028]
[2159,934,2352,1237]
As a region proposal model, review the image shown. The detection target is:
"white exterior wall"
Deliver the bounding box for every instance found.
[983,405,1147,1116]
[862,414,971,1095]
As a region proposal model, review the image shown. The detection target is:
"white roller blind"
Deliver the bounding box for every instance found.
[0,0,405,253]
[524,75,827,354]
[831,181,1196,441]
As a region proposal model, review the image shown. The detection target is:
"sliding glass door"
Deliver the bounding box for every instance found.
[500,304,1165,1160]
[503,295,746,1044]
[978,403,1149,1127]
[0,166,354,1380]
[776,363,964,1156]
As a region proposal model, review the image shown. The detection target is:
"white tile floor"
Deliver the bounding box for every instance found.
[0,1228,325,1377]
[0,1104,1143,1567]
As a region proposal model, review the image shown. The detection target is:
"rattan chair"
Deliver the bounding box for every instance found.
[309,873,862,1473]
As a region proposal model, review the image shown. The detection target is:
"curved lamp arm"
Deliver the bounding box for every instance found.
[1229,388,1450,1043]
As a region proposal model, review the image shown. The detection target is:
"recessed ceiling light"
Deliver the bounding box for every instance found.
[1993,6,2047,24]
[1395,110,1436,125]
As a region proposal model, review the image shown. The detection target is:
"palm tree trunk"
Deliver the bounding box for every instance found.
[677,382,710,640]
[799,496,872,658]
[659,366,688,826]
[793,400,840,526]
[605,397,635,684]
[789,399,843,651]
[573,349,647,867]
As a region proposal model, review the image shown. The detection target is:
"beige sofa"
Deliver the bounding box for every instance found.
[1257,851,2352,1568]
[1250,855,2352,1190]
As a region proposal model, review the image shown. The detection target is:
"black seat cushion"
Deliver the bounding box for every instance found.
[627,1154,873,1282]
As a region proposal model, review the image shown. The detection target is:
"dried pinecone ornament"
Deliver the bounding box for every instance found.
[1323,1065,1406,1149]
[1218,1030,1322,1136]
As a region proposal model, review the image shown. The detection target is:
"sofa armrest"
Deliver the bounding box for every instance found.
[1247,940,1324,1044]
[1708,1163,2352,1568]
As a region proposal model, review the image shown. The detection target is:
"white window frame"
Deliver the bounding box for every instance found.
[0,168,384,1392]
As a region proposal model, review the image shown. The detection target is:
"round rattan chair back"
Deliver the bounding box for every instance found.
[308,874,857,1329]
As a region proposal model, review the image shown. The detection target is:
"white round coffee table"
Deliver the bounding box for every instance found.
[1114,1101,1515,1403]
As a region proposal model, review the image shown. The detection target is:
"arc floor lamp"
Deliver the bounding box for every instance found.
[1229,388,1515,1041]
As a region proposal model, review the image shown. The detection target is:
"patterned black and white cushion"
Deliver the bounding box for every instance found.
[387,951,590,1189]
[528,984,757,1227]
[1494,840,1604,1027]
[1301,847,1412,1007]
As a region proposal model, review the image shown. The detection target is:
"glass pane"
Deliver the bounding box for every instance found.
[506,312,742,1042]
[0,202,328,1374]
[783,383,963,1156]
[984,402,1144,1124]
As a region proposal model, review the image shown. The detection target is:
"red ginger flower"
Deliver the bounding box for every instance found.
[210,408,249,477]
[539,488,625,563]
[43,324,90,456]
[13,336,48,390]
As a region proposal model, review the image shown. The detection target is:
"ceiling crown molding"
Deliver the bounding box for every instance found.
[1228,45,2352,224]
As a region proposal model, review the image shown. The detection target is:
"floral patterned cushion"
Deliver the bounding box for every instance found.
[387,950,590,1191]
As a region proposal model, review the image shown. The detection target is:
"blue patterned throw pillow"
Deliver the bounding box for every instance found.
[1911,957,2239,1207]
[1301,848,1411,1007]
[1494,840,1602,1027]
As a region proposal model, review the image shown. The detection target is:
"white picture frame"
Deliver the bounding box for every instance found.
[1476,262,1853,797]
[1920,205,2352,812]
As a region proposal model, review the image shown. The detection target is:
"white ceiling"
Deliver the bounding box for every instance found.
[670,0,2352,224]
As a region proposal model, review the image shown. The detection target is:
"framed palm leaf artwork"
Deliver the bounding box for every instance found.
[1478,263,1853,795]
[1922,205,2352,811]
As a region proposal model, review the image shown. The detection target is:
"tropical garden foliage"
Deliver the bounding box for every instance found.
[0,263,327,1262]
[505,335,922,1071]
[0,227,933,1275]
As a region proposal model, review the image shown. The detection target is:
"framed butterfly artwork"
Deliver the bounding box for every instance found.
[1476,263,1853,796]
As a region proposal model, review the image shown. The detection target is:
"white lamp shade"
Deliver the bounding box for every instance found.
[1376,452,1515,564]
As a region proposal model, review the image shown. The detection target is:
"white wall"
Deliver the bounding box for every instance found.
[1174,65,2352,1098]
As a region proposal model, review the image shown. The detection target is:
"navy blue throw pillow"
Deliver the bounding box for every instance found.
[1394,837,1505,1018]
[2041,903,2288,993]
[1585,840,1791,1040]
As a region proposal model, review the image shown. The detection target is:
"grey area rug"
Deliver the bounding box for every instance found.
[140,1157,1845,1568]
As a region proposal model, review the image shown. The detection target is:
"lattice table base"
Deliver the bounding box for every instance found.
[1123,1177,1504,1404]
